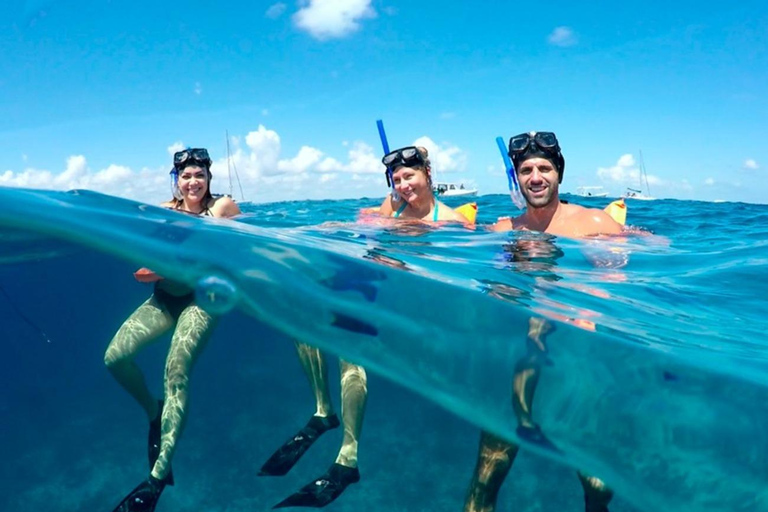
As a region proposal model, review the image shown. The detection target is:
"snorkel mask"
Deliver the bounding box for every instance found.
[508,131,565,184]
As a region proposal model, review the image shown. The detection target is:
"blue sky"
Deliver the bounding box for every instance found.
[1,0,766,204]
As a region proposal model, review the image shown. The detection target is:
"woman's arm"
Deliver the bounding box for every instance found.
[378,194,396,217]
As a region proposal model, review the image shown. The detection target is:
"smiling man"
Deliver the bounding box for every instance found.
[465,131,621,512]
[493,131,623,237]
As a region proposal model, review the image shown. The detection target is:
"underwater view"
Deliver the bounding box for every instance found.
[3,1,767,511]
[2,189,767,512]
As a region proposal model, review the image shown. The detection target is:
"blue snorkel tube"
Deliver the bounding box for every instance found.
[169,166,183,200]
[377,119,399,202]
[496,136,525,209]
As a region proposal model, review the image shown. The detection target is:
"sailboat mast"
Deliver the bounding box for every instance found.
[639,149,651,196]
[226,130,234,198]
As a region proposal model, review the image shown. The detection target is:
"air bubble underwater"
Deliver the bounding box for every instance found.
[194,275,239,315]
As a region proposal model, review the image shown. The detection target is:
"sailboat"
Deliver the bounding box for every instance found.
[623,150,655,200]
[223,130,247,203]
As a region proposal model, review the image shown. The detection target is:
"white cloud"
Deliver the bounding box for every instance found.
[0,125,397,204]
[548,26,578,47]
[0,157,168,203]
[194,82,202,95]
[265,2,286,19]
[277,146,324,174]
[293,0,376,40]
[487,163,505,177]
[617,154,635,167]
[57,155,87,184]
[319,173,337,183]
[412,136,468,173]
[244,124,282,176]
[167,142,184,156]
[340,141,379,174]
[744,159,759,170]
[704,177,715,186]
[596,153,661,186]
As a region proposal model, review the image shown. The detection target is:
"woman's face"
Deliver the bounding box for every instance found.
[177,165,209,203]
[392,165,430,203]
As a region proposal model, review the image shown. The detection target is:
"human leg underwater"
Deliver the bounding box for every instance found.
[259,342,341,477]
[464,317,613,512]
[110,302,215,512]
[273,359,367,508]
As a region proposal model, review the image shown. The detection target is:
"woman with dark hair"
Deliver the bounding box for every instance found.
[106,148,240,512]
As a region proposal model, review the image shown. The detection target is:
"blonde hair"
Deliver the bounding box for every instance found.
[416,146,431,169]
[415,146,433,187]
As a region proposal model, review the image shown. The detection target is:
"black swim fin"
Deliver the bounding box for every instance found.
[273,463,360,509]
[112,476,167,512]
[148,400,174,486]
[259,414,340,477]
[516,424,563,454]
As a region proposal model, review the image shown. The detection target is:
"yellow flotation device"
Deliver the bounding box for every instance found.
[454,202,477,223]
[603,199,626,226]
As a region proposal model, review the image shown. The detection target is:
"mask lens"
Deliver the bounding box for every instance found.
[509,135,531,153]
[382,151,399,166]
[191,148,210,161]
[400,147,423,167]
[174,150,190,166]
[535,132,558,148]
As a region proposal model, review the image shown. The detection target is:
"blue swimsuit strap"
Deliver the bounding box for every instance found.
[433,201,439,222]
[393,201,408,218]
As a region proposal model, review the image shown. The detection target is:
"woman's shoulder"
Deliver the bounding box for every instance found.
[208,196,241,218]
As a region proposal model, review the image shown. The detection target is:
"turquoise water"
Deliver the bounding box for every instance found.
[1,187,767,512]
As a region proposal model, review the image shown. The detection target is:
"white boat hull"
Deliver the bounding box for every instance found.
[439,189,478,198]
[576,186,608,198]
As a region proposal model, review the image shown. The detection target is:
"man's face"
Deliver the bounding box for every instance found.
[517,157,559,208]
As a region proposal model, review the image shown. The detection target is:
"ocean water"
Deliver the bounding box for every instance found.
[1,188,767,512]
